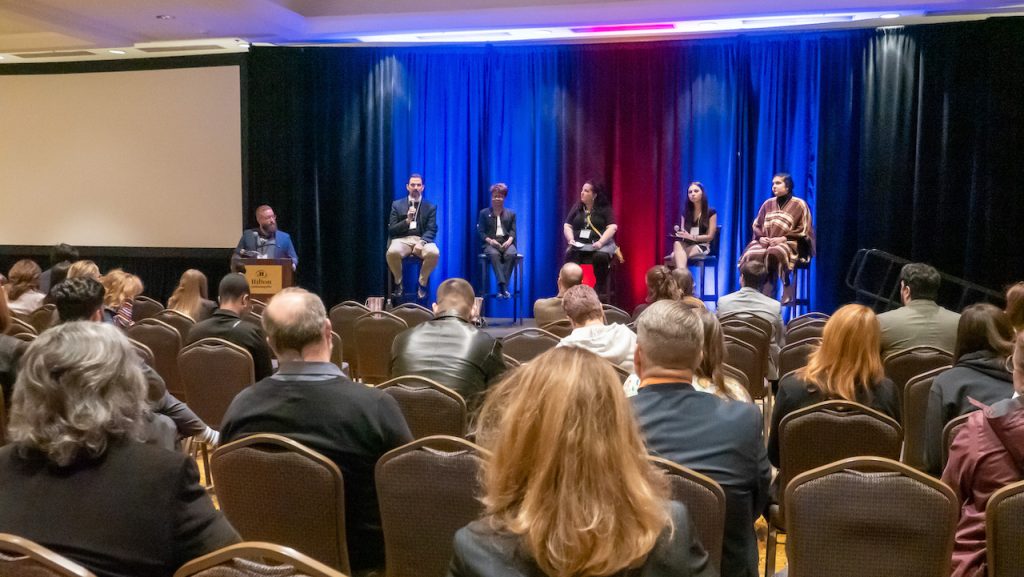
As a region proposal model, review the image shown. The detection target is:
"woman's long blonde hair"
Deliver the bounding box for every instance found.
[797,304,884,401]
[475,347,671,577]
[67,260,101,280]
[101,269,143,309]
[167,269,209,320]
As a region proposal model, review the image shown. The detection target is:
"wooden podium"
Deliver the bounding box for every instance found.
[238,258,294,301]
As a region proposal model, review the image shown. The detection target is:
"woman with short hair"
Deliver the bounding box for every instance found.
[450,347,713,577]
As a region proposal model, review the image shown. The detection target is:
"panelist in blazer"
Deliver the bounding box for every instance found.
[387,173,440,300]
[477,182,517,299]
[234,204,298,270]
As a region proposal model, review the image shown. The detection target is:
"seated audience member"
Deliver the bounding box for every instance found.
[878,262,960,356]
[101,268,143,328]
[694,309,752,402]
[716,260,784,379]
[558,284,637,374]
[672,267,707,310]
[451,346,714,577]
[67,259,101,280]
[0,289,27,406]
[167,269,217,322]
[4,259,45,315]
[1005,281,1024,332]
[220,288,413,572]
[51,277,219,448]
[186,273,274,381]
[533,262,583,327]
[632,265,681,319]
[39,243,79,294]
[0,322,239,577]
[390,278,506,413]
[769,304,900,467]
[942,331,1024,577]
[631,300,769,577]
[924,303,1015,475]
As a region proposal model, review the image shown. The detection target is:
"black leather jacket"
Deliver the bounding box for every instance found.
[389,313,506,412]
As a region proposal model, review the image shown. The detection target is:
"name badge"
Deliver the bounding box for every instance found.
[409,219,417,230]
[579,229,591,240]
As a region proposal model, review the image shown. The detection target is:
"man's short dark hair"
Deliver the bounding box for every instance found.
[49,243,79,267]
[218,273,251,303]
[900,263,941,301]
[52,277,104,323]
[740,260,768,289]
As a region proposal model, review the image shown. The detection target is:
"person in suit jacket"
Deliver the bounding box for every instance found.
[387,173,440,300]
[234,204,298,269]
[532,262,583,327]
[717,260,785,379]
[477,183,517,298]
[0,322,239,577]
[631,300,770,577]
[878,263,960,357]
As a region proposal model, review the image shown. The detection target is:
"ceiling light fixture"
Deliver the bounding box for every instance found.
[108,49,126,54]
[880,13,901,19]
[156,14,175,20]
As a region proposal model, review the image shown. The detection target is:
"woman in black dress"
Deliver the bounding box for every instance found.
[563,180,617,292]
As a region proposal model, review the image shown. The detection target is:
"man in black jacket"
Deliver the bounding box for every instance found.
[186,273,274,381]
[386,173,440,300]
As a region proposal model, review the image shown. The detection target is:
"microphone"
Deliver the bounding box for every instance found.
[673,225,680,233]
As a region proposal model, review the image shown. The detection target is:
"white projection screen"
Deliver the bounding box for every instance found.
[0,65,242,248]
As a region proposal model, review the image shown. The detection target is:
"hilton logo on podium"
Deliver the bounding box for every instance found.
[245,265,282,294]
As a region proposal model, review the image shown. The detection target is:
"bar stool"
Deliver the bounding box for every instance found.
[477,253,524,324]
[664,225,721,303]
[387,255,425,307]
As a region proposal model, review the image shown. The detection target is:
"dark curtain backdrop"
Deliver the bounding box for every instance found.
[246,18,1024,313]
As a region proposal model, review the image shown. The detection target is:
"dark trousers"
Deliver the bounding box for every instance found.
[484,243,517,287]
[566,247,612,292]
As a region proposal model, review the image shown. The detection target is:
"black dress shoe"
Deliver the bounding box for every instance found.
[417,283,428,300]
[390,286,403,300]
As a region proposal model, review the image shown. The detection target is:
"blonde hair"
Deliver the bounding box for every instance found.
[167,269,209,320]
[797,304,884,401]
[67,260,101,280]
[101,269,144,309]
[695,310,745,401]
[476,347,671,577]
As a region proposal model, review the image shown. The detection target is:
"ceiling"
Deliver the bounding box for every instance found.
[0,0,1021,61]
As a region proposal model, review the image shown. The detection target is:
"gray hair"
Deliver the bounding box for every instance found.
[636,300,704,370]
[262,287,327,355]
[8,321,148,466]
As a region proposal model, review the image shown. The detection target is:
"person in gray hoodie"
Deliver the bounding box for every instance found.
[924,303,1015,475]
[557,284,636,375]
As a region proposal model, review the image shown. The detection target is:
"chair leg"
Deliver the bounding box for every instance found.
[765,522,778,577]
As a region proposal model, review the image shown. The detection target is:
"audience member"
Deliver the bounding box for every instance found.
[716,259,784,379]
[101,268,143,328]
[51,277,219,448]
[533,262,583,327]
[558,284,637,374]
[769,304,900,467]
[185,273,274,381]
[672,267,707,310]
[0,288,27,406]
[167,269,217,322]
[924,303,1015,475]
[632,265,681,319]
[4,259,45,315]
[220,288,412,572]
[38,243,78,294]
[390,278,506,413]
[631,300,769,577]
[67,259,101,280]
[942,331,1024,577]
[0,322,239,577]
[452,346,714,577]
[878,263,960,356]
[694,309,752,402]
[1005,281,1024,332]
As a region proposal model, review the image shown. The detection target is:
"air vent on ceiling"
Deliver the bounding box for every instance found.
[12,50,96,58]
[137,45,226,53]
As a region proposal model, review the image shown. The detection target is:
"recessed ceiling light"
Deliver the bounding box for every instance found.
[880,13,900,19]
[108,49,126,54]
[156,14,175,20]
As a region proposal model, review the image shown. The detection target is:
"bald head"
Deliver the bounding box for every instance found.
[434,278,475,319]
[262,287,330,361]
[557,262,584,295]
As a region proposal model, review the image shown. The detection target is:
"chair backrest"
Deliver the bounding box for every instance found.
[723,336,765,400]
[941,412,972,472]
[502,354,521,367]
[778,337,821,380]
[152,308,197,339]
[249,299,267,315]
[131,296,164,322]
[376,436,487,577]
[786,312,829,330]
[721,320,770,377]
[648,457,726,571]
[129,338,155,367]
[242,310,263,328]
[501,328,560,364]
[330,331,343,372]
[25,304,57,334]
[12,332,35,343]
[539,319,573,338]
[987,480,1024,577]
[174,542,346,577]
[785,320,827,343]
[718,311,774,340]
[389,304,433,328]
[0,533,96,577]
[902,366,952,471]
[329,302,370,378]
[602,304,631,325]
[884,346,953,407]
[721,363,750,393]
[377,376,467,439]
[126,318,184,398]
[777,401,903,517]
[211,434,350,574]
[354,312,408,384]
[178,338,255,429]
[610,362,631,384]
[785,457,957,577]
[3,318,35,338]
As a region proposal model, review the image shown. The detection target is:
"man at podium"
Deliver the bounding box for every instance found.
[234,205,298,270]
